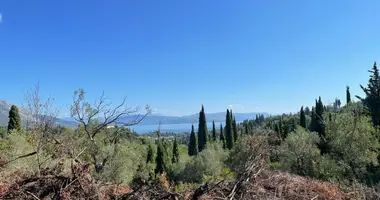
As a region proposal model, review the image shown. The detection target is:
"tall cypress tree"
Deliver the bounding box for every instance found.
[225,109,233,149]
[197,105,208,152]
[172,138,179,164]
[219,123,226,149]
[315,97,328,153]
[315,97,325,137]
[300,106,306,129]
[8,105,22,133]
[245,123,249,135]
[188,124,198,156]
[155,129,166,175]
[212,120,216,141]
[291,117,297,132]
[309,107,317,132]
[357,62,380,127]
[346,86,351,104]
[232,117,238,142]
[147,144,154,163]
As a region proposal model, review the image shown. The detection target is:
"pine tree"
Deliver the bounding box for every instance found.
[300,106,306,129]
[8,105,22,133]
[219,124,226,149]
[172,138,179,164]
[232,117,238,142]
[225,109,234,149]
[147,144,154,163]
[346,86,351,104]
[212,120,216,141]
[197,105,208,152]
[188,124,198,156]
[357,62,380,127]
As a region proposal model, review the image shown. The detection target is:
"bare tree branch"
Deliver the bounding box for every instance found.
[70,89,151,173]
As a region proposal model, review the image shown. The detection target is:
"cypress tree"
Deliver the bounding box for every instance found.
[220,124,226,149]
[197,105,208,152]
[212,120,216,141]
[225,109,234,149]
[8,105,22,133]
[188,124,198,156]
[329,112,333,122]
[291,117,297,132]
[232,117,238,142]
[300,106,306,129]
[357,62,380,127]
[278,117,284,140]
[147,144,154,163]
[155,133,166,175]
[304,106,311,115]
[172,138,179,164]
[245,123,249,135]
[315,97,325,137]
[346,86,351,104]
[309,107,317,132]
[315,97,328,153]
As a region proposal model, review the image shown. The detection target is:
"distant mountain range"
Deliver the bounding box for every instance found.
[0,100,77,127]
[116,112,270,125]
[0,100,269,127]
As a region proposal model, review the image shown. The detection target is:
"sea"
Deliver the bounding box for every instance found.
[130,122,226,134]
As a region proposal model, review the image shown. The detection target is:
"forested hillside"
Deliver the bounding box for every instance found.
[1,63,380,199]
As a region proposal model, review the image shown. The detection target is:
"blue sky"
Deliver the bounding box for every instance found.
[0,0,380,116]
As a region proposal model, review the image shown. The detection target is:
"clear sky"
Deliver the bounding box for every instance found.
[0,0,380,116]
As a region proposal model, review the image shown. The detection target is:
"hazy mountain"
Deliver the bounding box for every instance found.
[0,100,77,127]
[0,100,28,125]
[118,112,269,125]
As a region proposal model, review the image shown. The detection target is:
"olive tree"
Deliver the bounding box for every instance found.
[70,89,151,173]
[23,83,59,176]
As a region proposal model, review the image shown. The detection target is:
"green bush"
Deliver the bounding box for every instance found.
[326,111,379,181]
[177,143,227,183]
[279,127,321,177]
[0,131,39,180]
[94,139,147,184]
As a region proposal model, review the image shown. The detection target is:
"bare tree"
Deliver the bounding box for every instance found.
[70,89,151,173]
[23,83,59,176]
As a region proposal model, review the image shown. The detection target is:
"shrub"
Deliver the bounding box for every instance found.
[326,111,379,181]
[227,135,269,176]
[0,131,38,181]
[279,127,321,177]
[94,139,147,184]
[178,143,227,183]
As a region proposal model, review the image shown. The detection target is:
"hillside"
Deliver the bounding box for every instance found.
[0,100,77,127]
